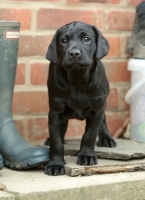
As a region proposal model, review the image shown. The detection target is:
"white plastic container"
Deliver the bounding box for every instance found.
[125,58,145,142]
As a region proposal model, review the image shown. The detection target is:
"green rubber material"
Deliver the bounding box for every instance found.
[0,154,3,170]
[0,21,49,170]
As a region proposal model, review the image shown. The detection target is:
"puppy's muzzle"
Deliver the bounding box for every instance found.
[63,49,89,71]
[68,49,81,59]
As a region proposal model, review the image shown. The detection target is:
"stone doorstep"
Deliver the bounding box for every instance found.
[1,139,145,199]
[1,156,145,199]
[65,156,145,177]
[64,138,145,176]
[64,138,145,160]
[0,191,15,200]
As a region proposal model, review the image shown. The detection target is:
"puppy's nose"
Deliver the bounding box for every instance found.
[68,49,81,58]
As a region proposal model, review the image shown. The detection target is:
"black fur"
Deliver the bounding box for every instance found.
[45,21,116,176]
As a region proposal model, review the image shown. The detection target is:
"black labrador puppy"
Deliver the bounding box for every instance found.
[45,21,116,176]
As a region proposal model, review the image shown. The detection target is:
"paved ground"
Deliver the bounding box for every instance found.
[1,156,145,200]
[64,138,145,160]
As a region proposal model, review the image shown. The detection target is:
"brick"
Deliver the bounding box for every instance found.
[106,11,135,31]
[11,0,60,1]
[104,61,131,82]
[67,112,131,137]
[0,9,32,30]
[124,36,134,57]
[13,91,48,114]
[37,9,95,30]
[85,0,120,3]
[81,0,120,4]
[27,118,88,142]
[106,112,129,135]
[127,0,142,5]
[120,86,130,110]
[106,36,121,57]
[27,118,48,141]
[67,0,120,3]
[18,35,52,57]
[96,10,103,29]
[27,118,85,141]
[30,63,49,85]
[67,0,81,3]
[65,119,85,138]
[106,88,119,110]
[15,64,25,85]
[14,119,25,138]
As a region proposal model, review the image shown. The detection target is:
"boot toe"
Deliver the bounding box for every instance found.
[3,146,49,170]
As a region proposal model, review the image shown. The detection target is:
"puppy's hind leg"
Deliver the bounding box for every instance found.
[97,115,116,148]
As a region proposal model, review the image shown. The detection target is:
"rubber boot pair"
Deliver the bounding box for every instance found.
[127,1,145,59]
[0,21,49,170]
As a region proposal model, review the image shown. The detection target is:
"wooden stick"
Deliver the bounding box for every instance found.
[113,118,130,138]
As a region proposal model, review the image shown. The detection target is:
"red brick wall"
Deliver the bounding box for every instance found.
[0,0,142,144]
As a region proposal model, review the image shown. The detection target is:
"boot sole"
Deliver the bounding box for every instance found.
[0,165,3,170]
[3,156,49,170]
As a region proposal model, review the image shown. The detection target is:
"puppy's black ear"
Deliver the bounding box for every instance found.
[46,30,59,63]
[92,26,110,60]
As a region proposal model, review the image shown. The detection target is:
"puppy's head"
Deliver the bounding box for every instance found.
[46,21,109,71]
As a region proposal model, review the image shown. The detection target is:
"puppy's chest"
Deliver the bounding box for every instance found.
[65,93,96,120]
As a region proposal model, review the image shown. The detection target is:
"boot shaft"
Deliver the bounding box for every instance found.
[0,21,20,127]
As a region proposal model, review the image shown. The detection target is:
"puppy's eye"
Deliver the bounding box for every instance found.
[62,38,67,44]
[83,36,90,42]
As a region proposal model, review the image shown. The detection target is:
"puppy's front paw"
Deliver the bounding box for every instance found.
[77,156,97,166]
[97,136,116,148]
[45,165,65,176]
[44,160,65,176]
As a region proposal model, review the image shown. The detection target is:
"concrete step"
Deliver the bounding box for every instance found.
[1,156,145,200]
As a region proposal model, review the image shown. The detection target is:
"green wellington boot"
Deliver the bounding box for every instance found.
[0,21,49,170]
[0,154,3,170]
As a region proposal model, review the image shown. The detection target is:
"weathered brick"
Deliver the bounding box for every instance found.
[67,0,81,3]
[13,91,48,114]
[0,9,32,30]
[104,61,131,82]
[27,118,85,142]
[106,36,121,57]
[27,118,48,141]
[125,36,131,54]
[15,63,25,85]
[67,0,120,3]
[14,119,25,138]
[106,11,135,31]
[127,0,142,5]
[37,9,95,30]
[18,35,52,57]
[30,63,49,85]
[65,119,85,138]
[96,10,103,29]
[120,86,130,110]
[106,112,129,135]
[11,0,60,1]
[106,88,119,110]
[1,0,133,141]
